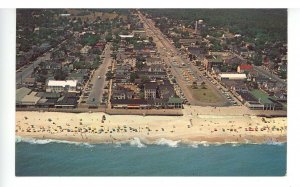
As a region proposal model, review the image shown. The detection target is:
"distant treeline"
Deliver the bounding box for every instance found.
[144,9,287,43]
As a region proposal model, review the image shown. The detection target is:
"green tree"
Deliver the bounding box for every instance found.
[105,71,114,80]
[141,76,150,84]
[130,72,138,83]
[149,36,153,43]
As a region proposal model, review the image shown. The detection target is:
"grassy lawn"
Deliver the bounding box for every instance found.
[188,86,221,103]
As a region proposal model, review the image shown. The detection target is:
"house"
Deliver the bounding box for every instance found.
[167,97,183,109]
[273,91,287,102]
[20,91,41,107]
[23,77,36,87]
[218,73,247,81]
[158,84,175,99]
[80,45,92,54]
[221,80,248,92]
[250,89,283,110]
[236,90,264,110]
[36,98,57,108]
[146,57,162,65]
[144,82,158,99]
[16,87,32,106]
[119,34,134,39]
[112,89,134,100]
[179,39,201,48]
[55,93,78,108]
[237,64,253,73]
[188,46,207,57]
[46,80,78,93]
[224,55,246,65]
[111,99,149,109]
[133,30,146,38]
[203,56,223,70]
[148,64,165,72]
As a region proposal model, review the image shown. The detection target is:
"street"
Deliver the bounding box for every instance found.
[254,66,287,85]
[138,12,229,106]
[16,53,51,84]
[16,39,68,84]
[86,42,112,106]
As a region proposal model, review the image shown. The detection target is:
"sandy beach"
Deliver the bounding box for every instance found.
[15,106,287,145]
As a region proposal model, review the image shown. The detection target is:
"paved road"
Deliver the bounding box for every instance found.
[87,43,112,106]
[16,53,51,84]
[16,40,68,84]
[139,12,229,106]
[254,66,287,85]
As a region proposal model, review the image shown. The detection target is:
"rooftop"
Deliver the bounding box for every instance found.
[239,64,253,70]
[219,73,247,79]
[47,80,78,87]
[16,87,32,103]
[250,89,274,104]
[144,82,158,90]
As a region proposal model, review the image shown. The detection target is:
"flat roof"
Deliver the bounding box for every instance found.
[250,89,273,104]
[16,87,32,102]
[47,80,78,87]
[119,34,134,38]
[21,92,40,104]
[219,73,247,79]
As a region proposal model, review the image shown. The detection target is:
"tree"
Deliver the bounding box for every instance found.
[130,72,138,83]
[54,69,67,80]
[192,81,198,89]
[105,71,114,80]
[149,36,153,43]
[279,70,287,79]
[200,81,206,89]
[141,76,150,84]
[105,34,113,42]
[252,54,263,66]
[111,53,117,60]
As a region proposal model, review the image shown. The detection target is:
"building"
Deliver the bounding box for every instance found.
[218,73,247,81]
[21,92,41,107]
[179,39,201,48]
[111,99,149,109]
[158,84,175,99]
[194,20,204,35]
[119,34,134,39]
[133,30,146,38]
[144,82,158,99]
[136,71,167,80]
[203,57,223,70]
[112,89,134,100]
[55,93,78,108]
[237,64,253,73]
[167,97,183,109]
[16,87,32,106]
[46,80,78,93]
[80,45,92,54]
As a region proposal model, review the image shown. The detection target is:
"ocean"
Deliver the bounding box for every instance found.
[15,138,287,176]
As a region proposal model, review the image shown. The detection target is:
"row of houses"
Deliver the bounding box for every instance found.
[111,97,182,109]
[16,87,78,108]
[218,74,285,110]
[110,32,183,110]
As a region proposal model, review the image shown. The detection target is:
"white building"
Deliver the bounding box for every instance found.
[218,73,247,81]
[119,34,134,39]
[46,80,78,93]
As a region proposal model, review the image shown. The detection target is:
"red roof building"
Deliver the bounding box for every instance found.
[237,64,253,73]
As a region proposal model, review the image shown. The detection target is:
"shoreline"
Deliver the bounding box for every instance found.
[16,110,287,145]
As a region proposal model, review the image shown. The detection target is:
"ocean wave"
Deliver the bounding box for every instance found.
[188,142,199,148]
[129,137,146,148]
[154,138,180,147]
[264,141,284,146]
[16,136,94,148]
